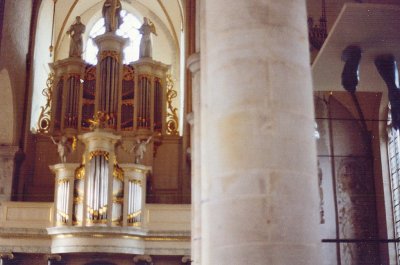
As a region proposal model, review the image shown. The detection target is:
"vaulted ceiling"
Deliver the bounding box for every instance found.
[49,0,184,61]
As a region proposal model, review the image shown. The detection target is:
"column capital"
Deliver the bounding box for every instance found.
[187,52,200,74]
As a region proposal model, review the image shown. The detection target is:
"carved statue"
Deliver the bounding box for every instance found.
[102,0,122,32]
[139,17,157,58]
[130,136,152,164]
[66,16,85,58]
[51,136,70,163]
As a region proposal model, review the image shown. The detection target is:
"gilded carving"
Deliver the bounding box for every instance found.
[166,74,179,135]
[89,150,109,161]
[113,164,124,181]
[87,111,111,130]
[100,50,119,62]
[36,72,55,134]
[85,65,96,80]
[123,65,135,81]
[75,165,85,180]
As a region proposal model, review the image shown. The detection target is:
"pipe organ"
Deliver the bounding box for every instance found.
[48,29,166,229]
[48,34,170,135]
[51,130,150,227]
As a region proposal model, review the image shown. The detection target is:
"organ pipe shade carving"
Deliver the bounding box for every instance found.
[36,72,55,133]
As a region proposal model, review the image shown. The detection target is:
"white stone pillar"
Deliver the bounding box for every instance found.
[187,52,201,265]
[0,145,18,201]
[200,1,321,264]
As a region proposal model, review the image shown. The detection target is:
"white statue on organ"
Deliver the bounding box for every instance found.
[130,136,152,164]
[51,136,70,163]
[139,17,157,58]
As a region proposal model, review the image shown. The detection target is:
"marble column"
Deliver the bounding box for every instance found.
[0,145,18,201]
[200,1,321,264]
[187,52,201,265]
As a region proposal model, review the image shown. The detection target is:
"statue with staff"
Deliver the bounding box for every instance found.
[102,0,122,32]
[66,16,85,58]
[139,17,157,58]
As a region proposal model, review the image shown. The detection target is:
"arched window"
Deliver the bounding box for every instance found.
[85,10,142,65]
[387,60,400,262]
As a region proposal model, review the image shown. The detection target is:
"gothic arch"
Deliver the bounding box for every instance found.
[0,68,14,144]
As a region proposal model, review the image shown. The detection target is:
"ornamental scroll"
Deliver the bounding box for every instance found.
[36,72,55,134]
[166,74,179,135]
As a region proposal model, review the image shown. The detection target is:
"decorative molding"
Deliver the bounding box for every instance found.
[166,74,179,135]
[36,72,55,134]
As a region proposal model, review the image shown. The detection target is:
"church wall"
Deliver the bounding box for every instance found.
[0,0,38,202]
[0,0,5,54]
[316,91,390,265]
[0,253,186,265]
[0,0,33,146]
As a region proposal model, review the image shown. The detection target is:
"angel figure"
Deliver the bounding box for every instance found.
[130,136,152,164]
[139,17,157,58]
[51,136,70,163]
